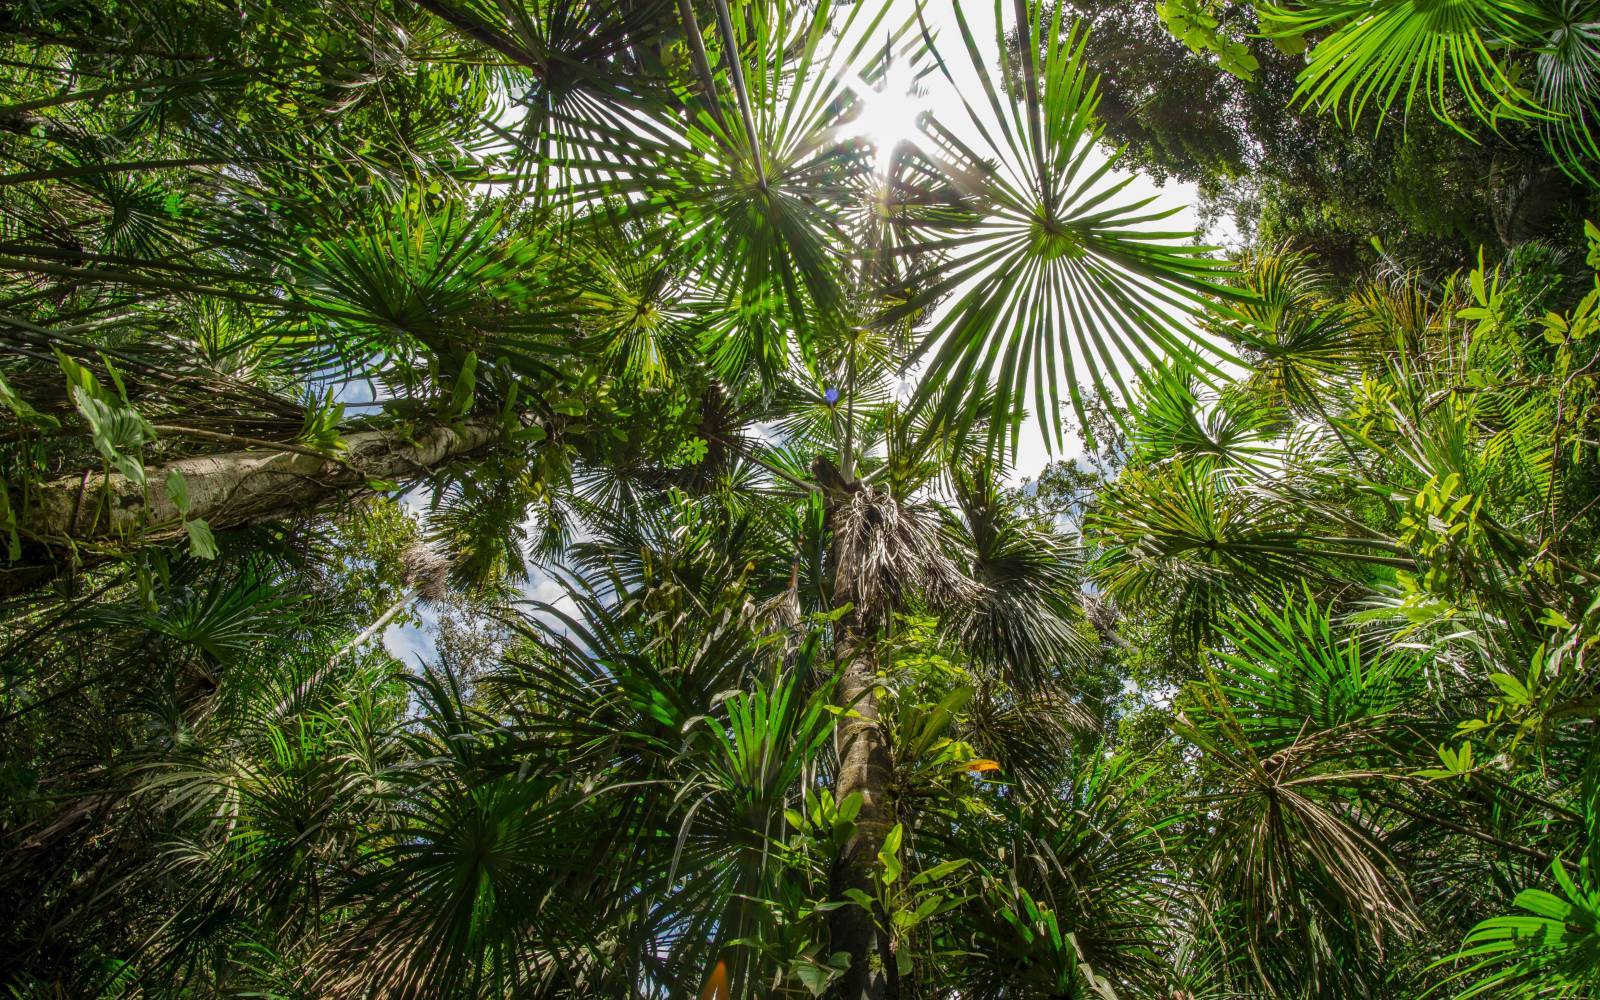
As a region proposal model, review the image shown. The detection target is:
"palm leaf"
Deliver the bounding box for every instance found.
[1262,0,1549,132]
[892,1,1236,454]
[553,0,907,389]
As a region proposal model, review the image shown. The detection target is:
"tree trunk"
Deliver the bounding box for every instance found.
[829,622,898,999]
[823,473,898,1000]
[3,418,498,597]
[331,586,418,664]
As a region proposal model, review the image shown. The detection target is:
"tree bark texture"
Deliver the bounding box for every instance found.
[829,625,898,1000]
[824,471,898,1000]
[3,418,498,597]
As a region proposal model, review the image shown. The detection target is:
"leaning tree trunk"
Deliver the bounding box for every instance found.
[822,474,899,1000]
[2,418,498,598]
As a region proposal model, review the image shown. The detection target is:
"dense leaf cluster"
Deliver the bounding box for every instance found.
[3,0,1599,997]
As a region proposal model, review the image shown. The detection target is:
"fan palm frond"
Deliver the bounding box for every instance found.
[945,465,1091,689]
[1206,588,1429,752]
[1088,459,1321,640]
[1130,363,1279,469]
[557,0,907,388]
[895,2,1235,452]
[1221,246,1373,419]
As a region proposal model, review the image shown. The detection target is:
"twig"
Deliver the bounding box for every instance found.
[149,425,345,464]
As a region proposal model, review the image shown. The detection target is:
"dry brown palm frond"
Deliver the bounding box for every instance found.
[1180,714,1421,957]
[401,543,452,603]
[755,558,807,664]
[831,484,981,628]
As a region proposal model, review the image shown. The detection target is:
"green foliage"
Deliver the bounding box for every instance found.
[1063,0,1596,280]
[56,350,155,487]
[1157,0,1262,80]
[900,4,1237,449]
[165,470,219,560]
[1262,0,1545,128]
[3,0,1600,996]
[1436,747,1600,996]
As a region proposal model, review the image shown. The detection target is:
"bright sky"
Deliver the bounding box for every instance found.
[383,0,1213,663]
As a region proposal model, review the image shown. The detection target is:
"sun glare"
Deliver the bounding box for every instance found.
[844,61,929,174]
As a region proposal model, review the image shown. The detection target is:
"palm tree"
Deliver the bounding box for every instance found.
[9,0,1600,997]
[5,1,1229,989]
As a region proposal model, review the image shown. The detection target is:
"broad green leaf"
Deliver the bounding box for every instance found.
[185,518,219,560]
[165,469,193,518]
[878,822,904,885]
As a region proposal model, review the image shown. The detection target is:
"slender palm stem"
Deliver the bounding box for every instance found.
[676,0,727,129]
[712,0,766,191]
